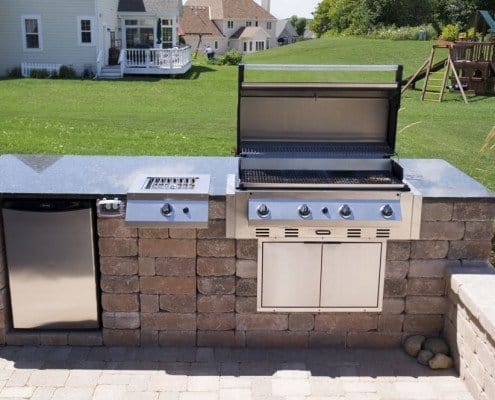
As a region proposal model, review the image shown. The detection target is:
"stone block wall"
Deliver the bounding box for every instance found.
[0,197,493,347]
[444,264,495,400]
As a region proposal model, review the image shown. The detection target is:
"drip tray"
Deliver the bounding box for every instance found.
[239,169,405,189]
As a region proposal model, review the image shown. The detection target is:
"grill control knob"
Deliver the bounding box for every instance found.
[321,207,329,215]
[381,204,394,219]
[161,203,173,217]
[183,207,190,214]
[298,204,311,218]
[339,204,352,219]
[257,204,270,218]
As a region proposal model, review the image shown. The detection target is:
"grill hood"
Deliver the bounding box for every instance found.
[237,65,403,159]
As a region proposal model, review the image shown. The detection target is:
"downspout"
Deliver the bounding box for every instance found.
[94,0,100,77]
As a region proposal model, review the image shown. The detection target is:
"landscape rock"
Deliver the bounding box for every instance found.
[403,335,426,357]
[429,353,454,369]
[423,337,449,355]
[417,350,434,366]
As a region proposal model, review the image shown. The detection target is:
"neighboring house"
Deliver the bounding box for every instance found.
[180,6,226,55]
[304,27,316,40]
[276,19,298,46]
[182,0,277,54]
[0,0,191,78]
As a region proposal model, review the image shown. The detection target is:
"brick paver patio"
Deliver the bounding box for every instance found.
[0,346,472,399]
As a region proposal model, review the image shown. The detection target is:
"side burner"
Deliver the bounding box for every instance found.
[125,174,210,228]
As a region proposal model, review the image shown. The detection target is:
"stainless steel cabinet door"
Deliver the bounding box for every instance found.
[320,243,382,308]
[261,242,321,308]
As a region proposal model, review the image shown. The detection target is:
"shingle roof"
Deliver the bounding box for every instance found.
[184,0,275,20]
[180,6,224,36]
[230,26,269,39]
[118,0,180,14]
[276,19,297,37]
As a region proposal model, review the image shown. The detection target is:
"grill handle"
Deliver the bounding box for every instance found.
[241,64,401,72]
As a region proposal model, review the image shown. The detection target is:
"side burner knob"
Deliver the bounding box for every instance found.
[161,203,173,217]
[298,204,311,218]
[257,204,270,218]
[339,204,352,219]
[381,204,394,219]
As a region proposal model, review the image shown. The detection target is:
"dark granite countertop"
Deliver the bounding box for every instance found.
[0,155,493,199]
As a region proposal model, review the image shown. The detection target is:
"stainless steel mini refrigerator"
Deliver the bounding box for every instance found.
[2,200,99,329]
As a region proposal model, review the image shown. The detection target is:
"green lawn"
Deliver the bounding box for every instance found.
[0,37,494,190]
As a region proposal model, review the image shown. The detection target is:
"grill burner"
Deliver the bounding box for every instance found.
[240,169,403,189]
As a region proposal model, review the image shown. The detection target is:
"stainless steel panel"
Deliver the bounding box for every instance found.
[2,208,98,329]
[248,199,403,222]
[320,243,382,308]
[261,242,321,308]
[125,199,208,228]
[239,97,389,142]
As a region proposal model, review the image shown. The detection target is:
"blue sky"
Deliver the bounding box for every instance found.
[255,0,320,19]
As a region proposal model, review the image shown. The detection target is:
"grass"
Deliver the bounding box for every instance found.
[0,36,494,190]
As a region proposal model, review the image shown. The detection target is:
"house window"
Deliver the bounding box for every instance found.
[161,18,174,49]
[267,21,272,30]
[255,21,259,27]
[246,21,252,27]
[266,38,270,49]
[22,16,42,50]
[214,41,218,50]
[243,42,247,52]
[78,17,94,45]
[255,41,265,51]
[125,19,154,48]
[227,21,234,29]
[249,41,253,51]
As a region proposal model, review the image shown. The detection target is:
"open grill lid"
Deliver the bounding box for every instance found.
[237,64,403,159]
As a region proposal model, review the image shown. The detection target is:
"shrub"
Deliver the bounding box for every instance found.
[440,24,460,41]
[50,69,59,79]
[59,65,77,79]
[82,67,95,79]
[368,24,437,40]
[29,69,50,79]
[222,49,243,66]
[7,67,23,78]
[207,56,224,66]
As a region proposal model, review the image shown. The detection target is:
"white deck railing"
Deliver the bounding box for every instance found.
[21,62,62,77]
[122,47,191,70]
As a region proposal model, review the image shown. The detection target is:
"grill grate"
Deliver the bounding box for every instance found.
[241,142,392,156]
[240,169,401,186]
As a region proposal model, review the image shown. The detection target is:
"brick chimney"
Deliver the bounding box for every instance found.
[261,0,271,12]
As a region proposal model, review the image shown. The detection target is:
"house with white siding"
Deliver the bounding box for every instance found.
[0,0,191,78]
[182,0,277,54]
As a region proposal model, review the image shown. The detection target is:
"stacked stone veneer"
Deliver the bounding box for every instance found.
[0,197,493,347]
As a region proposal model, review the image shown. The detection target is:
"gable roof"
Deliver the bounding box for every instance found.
[276,19,297,37]
[180,6,224,36]
[118,0,181,14]
[230,26,270,39]
[184,0,276,20]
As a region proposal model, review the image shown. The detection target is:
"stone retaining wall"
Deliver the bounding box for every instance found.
[444,264,495,400]
[0,197,493,347]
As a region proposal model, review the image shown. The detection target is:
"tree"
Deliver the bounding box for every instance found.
[295,18,307,36]
[289,15,298,27]
[310,0,332,37]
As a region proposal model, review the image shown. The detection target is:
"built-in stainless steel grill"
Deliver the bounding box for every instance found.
[227,64,422,241]
[226,64,423,313]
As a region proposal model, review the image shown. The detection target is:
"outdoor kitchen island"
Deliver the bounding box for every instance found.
[0,154,493,355]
